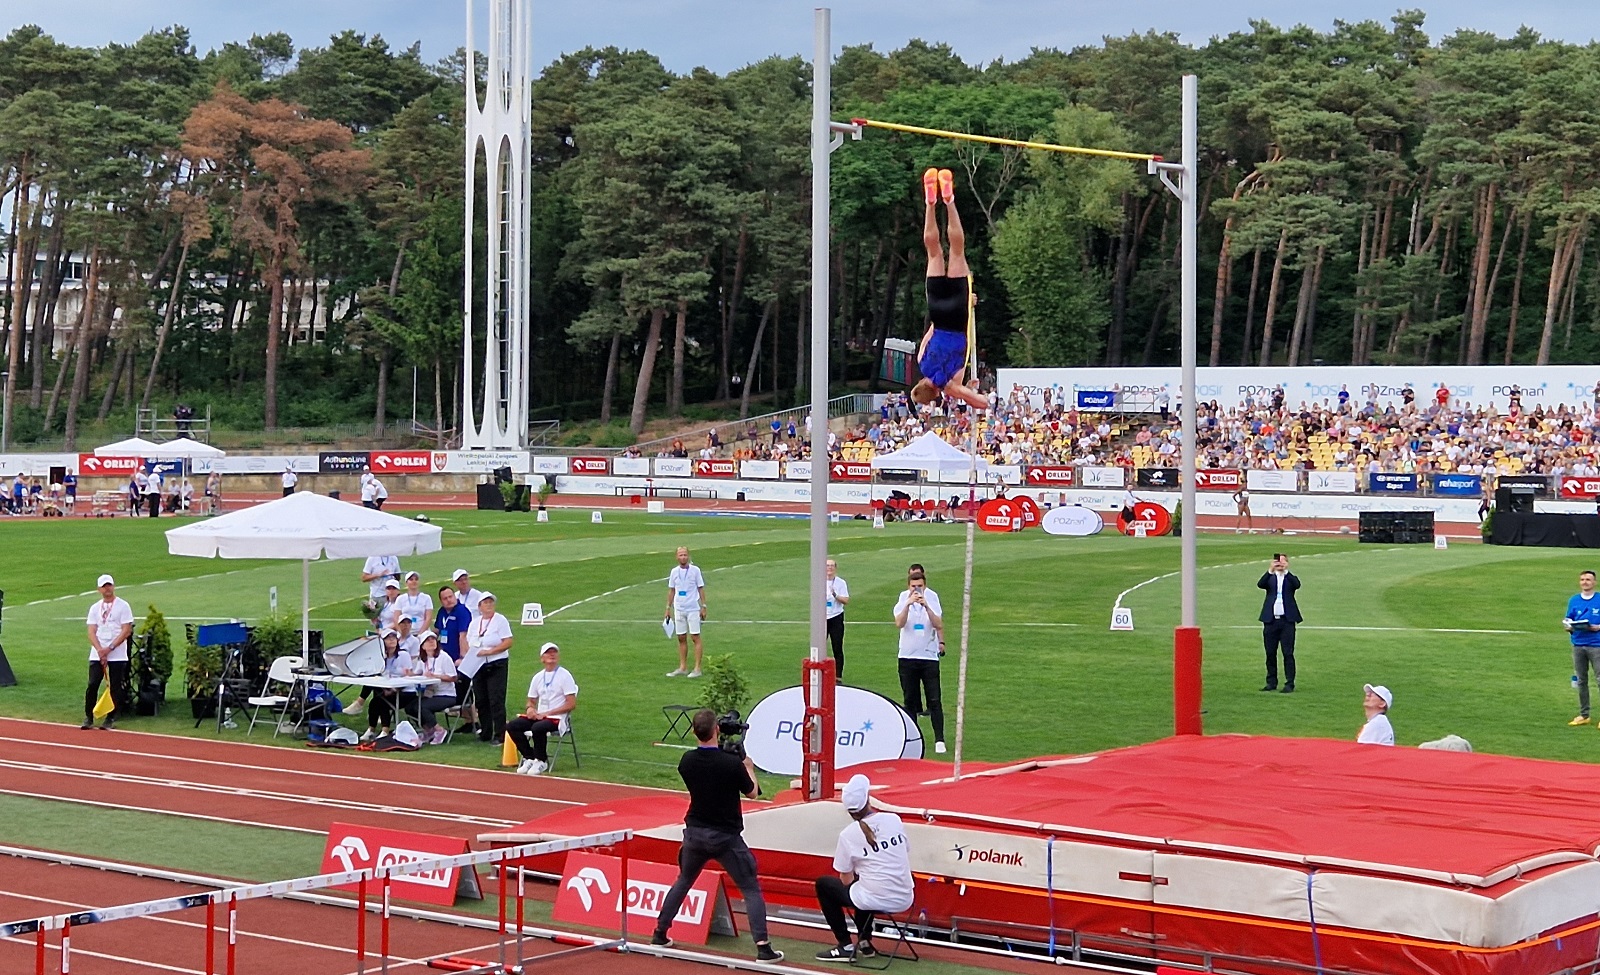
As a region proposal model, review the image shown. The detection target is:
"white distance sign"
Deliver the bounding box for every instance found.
[1041,506,1105,537]
[744,685,923,776]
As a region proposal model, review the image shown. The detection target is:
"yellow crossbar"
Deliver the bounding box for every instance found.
[851,117,1161,163]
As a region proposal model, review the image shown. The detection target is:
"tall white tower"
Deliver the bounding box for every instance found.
[462,0,532,449]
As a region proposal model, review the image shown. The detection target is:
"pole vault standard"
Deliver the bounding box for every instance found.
[804,10,1202,798]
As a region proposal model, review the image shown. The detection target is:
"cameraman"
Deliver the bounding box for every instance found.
[650,709,783,963]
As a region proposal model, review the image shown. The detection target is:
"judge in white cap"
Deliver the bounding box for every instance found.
[812,774,916,962]
[83,574,134,730]
[1358,683,1395,745]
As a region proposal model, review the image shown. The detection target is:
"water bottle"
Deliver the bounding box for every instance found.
[1573,675,1581,690]
[917,909,928,939]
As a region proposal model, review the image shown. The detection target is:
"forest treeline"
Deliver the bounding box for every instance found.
[3,12,1600,446]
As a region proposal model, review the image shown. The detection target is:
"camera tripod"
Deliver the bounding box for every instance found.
[194,644,245,732]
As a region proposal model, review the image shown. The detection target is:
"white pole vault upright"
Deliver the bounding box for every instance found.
[462,0,532,449]
[1151,75,1202,736]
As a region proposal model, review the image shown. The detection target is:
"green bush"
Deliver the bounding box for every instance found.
[592,424,637,448]
[696,654,750,718]
[137,605,174,685]
[250,613,302,661]
[559,425,594,447]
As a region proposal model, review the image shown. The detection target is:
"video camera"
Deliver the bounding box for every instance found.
[717,709,749,759]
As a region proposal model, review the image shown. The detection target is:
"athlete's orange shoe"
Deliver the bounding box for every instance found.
[922,168,939,205]
[938,168,955,204]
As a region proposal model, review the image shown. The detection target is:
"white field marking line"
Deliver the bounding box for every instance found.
[0,889,426,961]
[545,543,933,620]
[23,568,261,606]
[0,759,520,828]
[0,716,688,796]
[0,788,324,834]
[1111,547,1407,611]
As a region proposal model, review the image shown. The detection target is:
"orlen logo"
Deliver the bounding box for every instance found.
[570,457,608,474]
[370,451,430,473]
[625,880,706,923]
[1194,469,1240,488]
[375,845,452,888]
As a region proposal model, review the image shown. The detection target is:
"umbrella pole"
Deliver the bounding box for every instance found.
[302,559,311,659]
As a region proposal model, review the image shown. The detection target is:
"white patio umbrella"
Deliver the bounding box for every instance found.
[164,492,443,656]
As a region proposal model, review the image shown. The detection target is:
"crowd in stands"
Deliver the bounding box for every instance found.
[658,379,1600,482]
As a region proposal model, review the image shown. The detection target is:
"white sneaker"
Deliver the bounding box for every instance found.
[531,759,549,775]
[665,668,687,677]
[687,669,703,678]
[516,759,536,775]
[344,699,365,716]
[360,728,377,742]
[934,741,947,754]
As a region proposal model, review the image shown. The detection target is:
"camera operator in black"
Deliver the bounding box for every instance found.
[650,709,783,963]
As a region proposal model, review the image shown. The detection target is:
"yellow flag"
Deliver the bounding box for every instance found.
[92,685,115,719]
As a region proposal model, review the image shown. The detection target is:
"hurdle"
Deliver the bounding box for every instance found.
[0,830,631,975]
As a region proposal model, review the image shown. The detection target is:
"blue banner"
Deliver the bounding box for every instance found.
[1076,390,1116,410]
[1369,472,1419,493]
[1431,473,1482,497]
[143,460,184,477]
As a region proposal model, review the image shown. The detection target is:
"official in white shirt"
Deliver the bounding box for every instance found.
[281,468,297,497]
[362,554,402,602]
[450,568,485,616]
[825,559,851,680]
[1357,683,1395,745]
[83,574,135,730]
[664,547,707,678]
[813,774,914,962]
[505,642,579,775]
[394,570,434,630]
[894,569,946,753]
[465,591,513,743]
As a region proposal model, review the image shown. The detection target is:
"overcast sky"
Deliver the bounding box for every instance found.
[11,1,1600,74]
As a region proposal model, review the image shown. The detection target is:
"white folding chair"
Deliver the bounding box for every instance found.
[247,655,306,737]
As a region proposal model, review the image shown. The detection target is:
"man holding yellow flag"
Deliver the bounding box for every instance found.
[84,574,134,730]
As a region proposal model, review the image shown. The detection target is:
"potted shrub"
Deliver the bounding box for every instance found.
[498,480,530,512]
[184,630,224,719]
[537,479,555,511]
[135,605,174,714]
[696,653,751,720]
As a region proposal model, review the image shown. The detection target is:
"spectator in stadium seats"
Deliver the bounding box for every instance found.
[813,774,914,962]
[1257,553,1302,693]
[1357,684,1395,745]
[505,642,577,775]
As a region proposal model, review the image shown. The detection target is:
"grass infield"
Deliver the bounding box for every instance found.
[0,508,1592,792]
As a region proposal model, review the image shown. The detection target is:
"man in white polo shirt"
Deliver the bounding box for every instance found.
[84,574,135,730]
[893,568,945,754]
[281,468,297,497]
[664,546,707,678]
[451,569,485,616]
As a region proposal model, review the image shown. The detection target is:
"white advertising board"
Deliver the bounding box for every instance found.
[1080,467,1125,488]
[998,365,1600,412]
[532,454,568,475]
[740,460,780,480]
[784,461,811,480]
[744,685,923,776]
[1306,470,1359,493]
[0,453,81,476]
[654,458,693,478]
[1246,469,1300,493]
[611,457,651,476]
[1041,506,1105,536]
[434,450,530,474]
[195,455,318,475]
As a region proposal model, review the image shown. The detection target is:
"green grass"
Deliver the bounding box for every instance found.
[0,511,1593,783]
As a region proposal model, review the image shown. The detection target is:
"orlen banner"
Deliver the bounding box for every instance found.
[553,851,734,946]
[1014,494,1041,527]
[369,450,431,475]
[569,456,608,475]
[977,498,1024,532]
[1122,501,1172,536]
[744,685,922,776]
[79,454,141,477]
[1194,469,1242,491]
[694,458,737,478]
[320,823,479,907]
[999,365,1600,412]
[1024,465,1075,487]
[827,461,873,482]
[1559,477,1600,499]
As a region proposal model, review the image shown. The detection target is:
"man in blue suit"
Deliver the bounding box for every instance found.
[1258,553,1302,692]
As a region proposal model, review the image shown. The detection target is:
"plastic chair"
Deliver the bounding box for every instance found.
[247,655,306,737]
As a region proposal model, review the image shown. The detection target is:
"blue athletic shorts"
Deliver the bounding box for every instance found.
[920,328,968,389]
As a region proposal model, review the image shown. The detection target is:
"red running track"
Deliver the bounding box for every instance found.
[0,717,672,841]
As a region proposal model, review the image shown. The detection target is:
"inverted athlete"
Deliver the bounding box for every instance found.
[911,168,987,410]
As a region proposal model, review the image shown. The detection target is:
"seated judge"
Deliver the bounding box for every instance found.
[813,774,915,962]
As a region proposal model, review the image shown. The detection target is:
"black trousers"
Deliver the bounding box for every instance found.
[473,659,509,741]
[1263,619,1297,687]
[146,493,160,517]
[85,660,129,721]
[506,716,559,760]
[815,875,877,947]
[898,658,944,742]
[368,689,418,729]
[826,614,846,679]
[654,826,770,945]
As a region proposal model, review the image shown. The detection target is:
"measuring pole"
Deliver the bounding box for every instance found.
[1174,75,1202,734]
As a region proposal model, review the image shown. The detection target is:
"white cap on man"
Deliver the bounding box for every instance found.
[540,641,560,655]
[97,574,115,588]
[840,774,872,813]
[1364,683,1393,710]
[451,569,470,582]
[478,591,495,604]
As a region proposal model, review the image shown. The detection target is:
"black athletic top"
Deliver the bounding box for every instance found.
[926,275,970,332]
[679,746,754,833]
